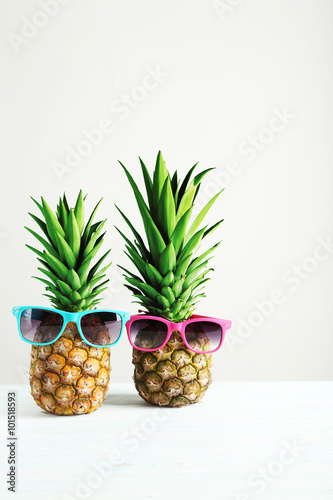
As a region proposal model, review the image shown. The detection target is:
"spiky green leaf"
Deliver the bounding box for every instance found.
[74,189,85,234]
[159,242,176,275]
[32,276,55,289]
[178,227,206,263]
[119,162,166,263]
[38,267,58,285]
[185,189,224,245]
[81,198,103,247]
[204,219,224,238]
[28,213,52,244]
[25,244,44,259]
[30,197,44,215]
[183,261,209,288]
[177,168,214,222]
[70,291,81,303]
[65,209,80,259]
[172,277,185,298]
[170,300,183,315]
[177,163,198,208]
[174,254,193,280]
[55,231,76,269]
[67,269,81,290]
[43,252,68,281]
[87,250,111,281]
[123,249,146,280]
[145,263,163,288]
[157,294,170,309]
[57,280,72,296]
[170,207,193,256]
[187,242,220,274]
[125,277,160,300]
[161,271,174,287]
[170,170,178,197]
[132,295,156,307]
[152,151,168,212]
[41,197,65,246]
[115,206,150,260]
[58,197,68,230]
[62,193,70,213]
[157,177,176,239]
[25,227,58,258]
[77,283,92,299]
[82,219,106,259]
[179,286,192,304]
[92,279,109,294]
[161,286,175,304]
[139,157,154,210]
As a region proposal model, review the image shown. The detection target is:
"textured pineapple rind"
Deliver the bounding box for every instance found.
[132,331,212,407]
[29,322,110,415]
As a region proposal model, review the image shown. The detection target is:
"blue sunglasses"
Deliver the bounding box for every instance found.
[13,306,130,348]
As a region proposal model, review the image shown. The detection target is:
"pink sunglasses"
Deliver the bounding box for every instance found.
[126,314,232,354]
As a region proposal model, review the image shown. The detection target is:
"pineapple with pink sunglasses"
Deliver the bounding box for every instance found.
[117,152,231,407]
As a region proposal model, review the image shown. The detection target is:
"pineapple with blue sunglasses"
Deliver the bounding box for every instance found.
[14,191,129,415]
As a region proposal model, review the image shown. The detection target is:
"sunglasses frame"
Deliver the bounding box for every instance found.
[13,306,130,348]
[126,314,232,354]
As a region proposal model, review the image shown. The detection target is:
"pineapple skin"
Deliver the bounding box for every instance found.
[29,322,110,415]
[132,331,212,407]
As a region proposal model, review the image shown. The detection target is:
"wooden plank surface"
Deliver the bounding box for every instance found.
[0,382,332,500]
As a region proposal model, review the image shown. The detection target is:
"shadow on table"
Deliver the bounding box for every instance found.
[23,395,147,417]
[105,393,147,407]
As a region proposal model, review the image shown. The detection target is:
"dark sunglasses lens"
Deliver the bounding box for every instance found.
[20,308,64,344]
[80,312,122,346]
[130,319,168,350]
[184,322,222,352]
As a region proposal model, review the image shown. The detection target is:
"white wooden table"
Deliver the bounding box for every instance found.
[1,382,332,500]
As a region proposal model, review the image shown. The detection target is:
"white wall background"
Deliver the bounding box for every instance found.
[1,0,332,385]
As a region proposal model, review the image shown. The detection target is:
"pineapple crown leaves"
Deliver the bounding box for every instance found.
[25,190,111,312]
[116,151,224,322]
